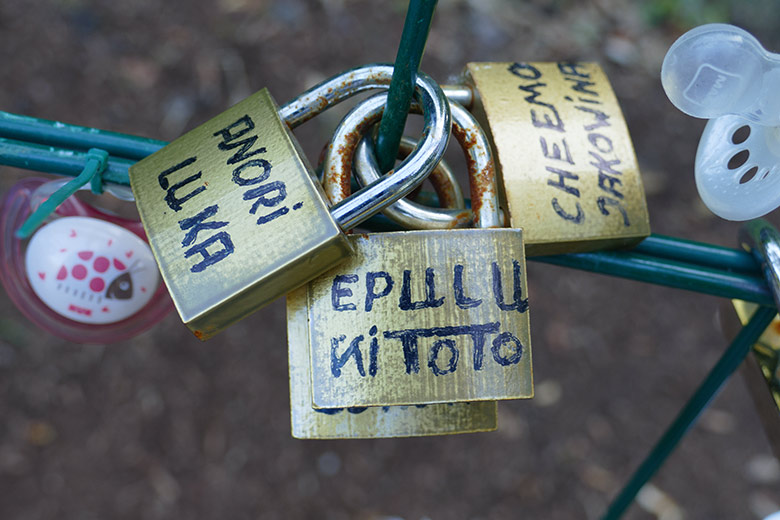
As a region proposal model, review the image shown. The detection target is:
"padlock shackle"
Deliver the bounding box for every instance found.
[316,136,465,213]
[396,136,466,211]
[354,138,472,229]
[344,98,502,229]
[321,131,469,226]
[280,64,440,130]
[441,84,474,109]
[323,73,451,231]
[449,100,502,228]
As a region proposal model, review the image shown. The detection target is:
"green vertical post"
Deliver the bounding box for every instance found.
[602,305,776,520]
[374,0,438,173]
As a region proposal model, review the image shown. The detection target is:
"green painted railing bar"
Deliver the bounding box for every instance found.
[0,111,165,161]
[601,304,776,520]
[0,110,763,279]
[634,234,759,275]
[0,138,134,185]
[374,0,438,173]
[535,250,772,306]
[0,134,769,306]
[0,132,770,307]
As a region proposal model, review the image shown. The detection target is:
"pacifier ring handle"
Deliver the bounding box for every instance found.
[661,23,780,126]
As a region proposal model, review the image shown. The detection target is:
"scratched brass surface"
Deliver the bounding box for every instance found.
[728,300,780,459]
[286,287,498,439]
[306,229,532,408]
[129,89,351,339]
[464,62,650,255]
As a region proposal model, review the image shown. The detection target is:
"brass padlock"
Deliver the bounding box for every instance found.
[129,65,450,339]
[720,299,780,460]
[287,151,496,439]
[287,287,498,438]
[301,90,531,408]
[445,62,650,254]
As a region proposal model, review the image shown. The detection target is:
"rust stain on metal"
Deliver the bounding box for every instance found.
[427,168,457,208]
[469,159,496,225]
[316,95,329,112]
[395,135,460,210]
[468,162,487,226]
[366,71,388,86]
[451,122,498,227]
[333,125,363,202]
[325,108,384,205]
[450,209,472,229]
[451,123,477,150]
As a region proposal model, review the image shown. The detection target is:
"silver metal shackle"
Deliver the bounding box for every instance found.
[352,132,470,229]
[119,64,447,205]
[280,63,445,130]
[441,84,473,108]
[396,136,465,211]
[348,98,502,229]
[319,74,452,231]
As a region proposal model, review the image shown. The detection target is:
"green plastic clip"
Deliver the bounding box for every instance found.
[15,148,109,239]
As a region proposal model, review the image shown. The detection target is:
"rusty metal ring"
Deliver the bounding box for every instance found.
[353,133,471,229]
[350,99,502,229]
[397,136,465,211]
[315,69,451,230]
[316,136,465,211]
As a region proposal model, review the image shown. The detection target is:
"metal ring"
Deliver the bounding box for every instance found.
[321,75,451,230]
[314,136,463,211]
[397,137,465,211]
[354,134,471,229]
[739,219,780,310]
[351,99,501,229]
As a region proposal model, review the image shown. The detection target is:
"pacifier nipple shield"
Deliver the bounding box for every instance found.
[662,24,780,221]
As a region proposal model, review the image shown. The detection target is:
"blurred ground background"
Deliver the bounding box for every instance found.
[1,0,780,518]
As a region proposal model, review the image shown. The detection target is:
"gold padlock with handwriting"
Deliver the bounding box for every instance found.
[286,114,501,438]
[287,285,498,439]
[460,61,650,255]
[305,228,532,409]
[129,66,450,340]
[300,91,532,410]
[130,90,352,340]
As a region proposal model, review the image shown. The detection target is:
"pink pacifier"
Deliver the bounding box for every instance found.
[0,176,173,343]
[662,24,780,221]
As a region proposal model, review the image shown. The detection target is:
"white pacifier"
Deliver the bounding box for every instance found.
[662,24,780,221]
[25,216,159,324]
